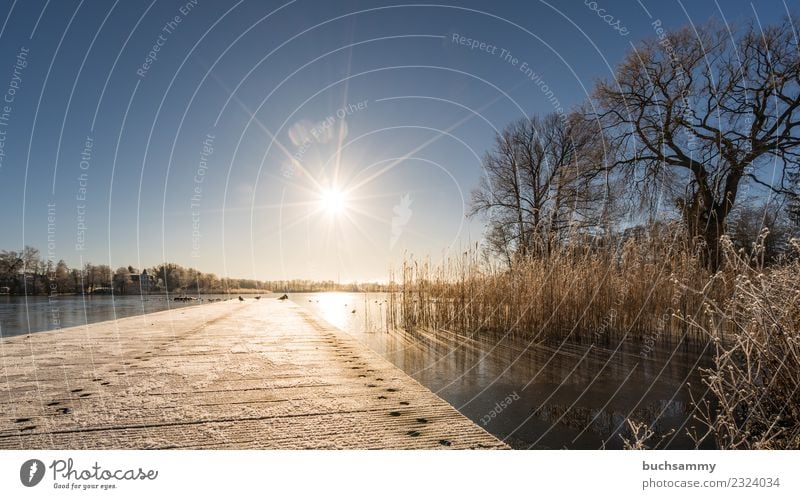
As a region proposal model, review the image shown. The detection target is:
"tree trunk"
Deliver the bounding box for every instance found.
[684,186,734,272]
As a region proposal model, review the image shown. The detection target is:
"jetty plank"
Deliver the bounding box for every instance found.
[0,299,507,449]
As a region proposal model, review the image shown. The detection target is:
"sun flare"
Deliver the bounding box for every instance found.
[319,188,347,215]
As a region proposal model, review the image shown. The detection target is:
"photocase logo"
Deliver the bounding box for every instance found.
[20,459,45,487]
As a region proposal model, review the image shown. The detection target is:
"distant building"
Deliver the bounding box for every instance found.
[129,270,156,294]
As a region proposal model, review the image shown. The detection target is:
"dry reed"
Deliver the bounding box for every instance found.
[389,224,728,346]
[687,236,800,449]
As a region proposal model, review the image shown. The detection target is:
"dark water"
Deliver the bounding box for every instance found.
[291,292,713,450]
[0,294,239,338]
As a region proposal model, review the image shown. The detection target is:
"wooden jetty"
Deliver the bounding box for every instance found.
[0,299,507,449]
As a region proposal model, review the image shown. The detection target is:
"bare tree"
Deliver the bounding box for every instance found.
[471,124,529,259]
[54,259,71,292]
[0,250,23,293]
[480,215,517,267]
[727,201,791,264]
[593,17,800,269]
[113,267,132,294]
[95,265,112,289]
[0,250,22,275]
[22,246,42,294]
[471,112,602,262]
[83,262,95,293]
[788,170,800,236]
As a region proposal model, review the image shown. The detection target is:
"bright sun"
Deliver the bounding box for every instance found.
[320,188,346,215]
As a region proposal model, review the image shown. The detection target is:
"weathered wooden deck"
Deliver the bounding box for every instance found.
[0,299,507,449]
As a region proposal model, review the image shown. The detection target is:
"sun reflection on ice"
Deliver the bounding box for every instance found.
[306,292,354,331]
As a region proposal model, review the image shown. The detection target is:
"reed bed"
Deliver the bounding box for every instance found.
[389,226,731,346]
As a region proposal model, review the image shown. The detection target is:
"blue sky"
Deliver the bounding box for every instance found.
[0,0,792,282]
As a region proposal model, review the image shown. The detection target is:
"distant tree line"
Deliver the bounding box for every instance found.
[0,247,384,296]
[471,15,800,270]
